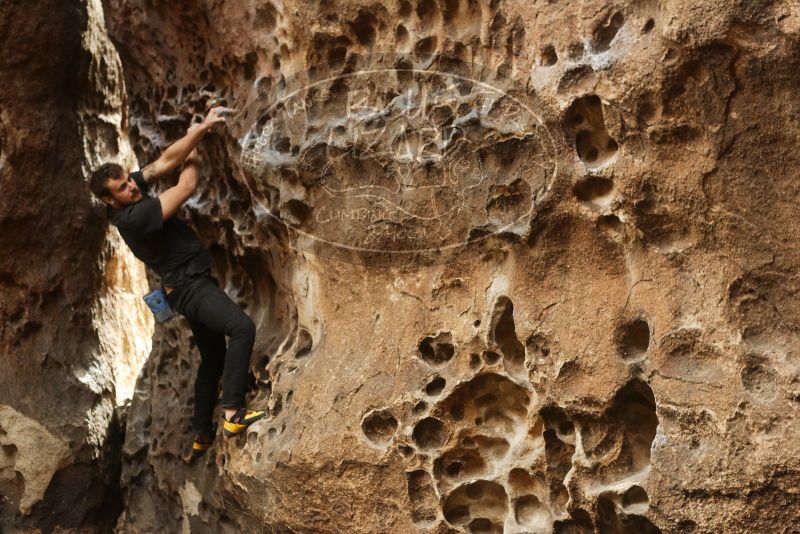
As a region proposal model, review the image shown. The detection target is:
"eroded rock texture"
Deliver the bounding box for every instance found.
[4,0,800,532]
[97,1,800,532]
[0,0,151,531]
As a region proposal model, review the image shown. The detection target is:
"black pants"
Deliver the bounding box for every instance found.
[165,273,255,436]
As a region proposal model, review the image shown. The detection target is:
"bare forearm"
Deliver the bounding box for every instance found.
[143,105,232,181]
[159,125,211,174]
[178,162,200,193]
[158,161,201,220]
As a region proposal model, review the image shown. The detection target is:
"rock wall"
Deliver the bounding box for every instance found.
[0,0,154,532]
[4,0,800,532]
[101,1,800,533]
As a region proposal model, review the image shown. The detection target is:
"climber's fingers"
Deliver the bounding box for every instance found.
[204,106,235,125]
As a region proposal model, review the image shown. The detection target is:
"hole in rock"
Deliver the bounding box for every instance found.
[580,418,619,460]
[554,509,594,533]
[515,495,550,529]
[637,95,657,126]
[643,18,655,33]
[540,45,558,66]
[350,9,377,45]
[413,400,429,415]
[243,53,258,80]
[486,178,531,217]
[525,334,552,365]
[597,494,624,533]
[274,136,291,153]
[159,101,175,115]
[443,0,459,22]
[294,328,313,358]
[412,417,449,449]
[395,24,409,44]
[542,409,575,511]
[482,351,500,365]
[361,409,398,446]
[272,394,283,417]
[598,214,623,236]
[435,447,487,482]
[468,518,501,533]
[558,421,575,436]
[470,353,482,370]
[399,0,412,18]
[418,333,455,366]
[573,176,614,204]
[443,480,508,528]
[415,36,438,56]
[597,380,659,484]
[446,461,463,477]
[623,485,649,513]
[509,468,540,494]
[2,444,18,461]
[567,113,584,128]
[328,46,347,64]
[445,505,470,525]
[580,141,599,163]
[594,11,625,52]
[416,0,440,29]
[466,483,484,499]
[255,3,279,32]
[566,95,619,168]
[618,319,650,361]
[443,373,530,435]
[407,470,438,523]
[399,445,414,457]
[489,297,525,375]
[558,65,597,94]
[425,377,446,396]
[475,436,510,460]
[741,355,777,400]
[567,41,585,60]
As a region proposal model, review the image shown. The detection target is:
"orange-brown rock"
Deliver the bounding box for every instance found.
[3,0,800,533]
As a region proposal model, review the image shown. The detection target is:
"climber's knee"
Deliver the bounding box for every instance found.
[228,313,256,341]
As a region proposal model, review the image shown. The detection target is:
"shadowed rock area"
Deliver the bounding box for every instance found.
[2,0,800,533]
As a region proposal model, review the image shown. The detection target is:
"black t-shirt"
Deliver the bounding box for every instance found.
[109,170,213,288]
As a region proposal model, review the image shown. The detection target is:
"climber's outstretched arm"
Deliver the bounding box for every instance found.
[141,106,233,182]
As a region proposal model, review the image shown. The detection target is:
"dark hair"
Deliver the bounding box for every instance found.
[89,163,124,199]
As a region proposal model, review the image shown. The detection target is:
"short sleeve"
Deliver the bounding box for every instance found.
[130,170,149,194]
[114,196,163,235]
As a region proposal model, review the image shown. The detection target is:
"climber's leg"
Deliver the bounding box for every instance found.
[168,274,256,412]
[187,316,226,437]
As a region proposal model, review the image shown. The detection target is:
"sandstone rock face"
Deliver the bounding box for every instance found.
[4,0,800,532]
[0,0,150,531]
[101,1,800,532]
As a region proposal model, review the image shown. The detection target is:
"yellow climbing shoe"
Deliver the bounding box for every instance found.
[191,435,214,459]
[223,408,267,437]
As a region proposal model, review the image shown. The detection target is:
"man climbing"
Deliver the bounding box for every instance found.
[89,105,266,458]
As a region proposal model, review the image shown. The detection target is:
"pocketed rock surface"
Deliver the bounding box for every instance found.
[0,1,152,532]
[3,0,800,533]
